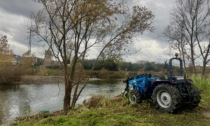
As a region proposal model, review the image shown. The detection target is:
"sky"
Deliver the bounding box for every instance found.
[0,0,177,63]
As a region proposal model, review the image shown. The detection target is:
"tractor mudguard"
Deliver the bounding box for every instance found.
[150,80,173,93]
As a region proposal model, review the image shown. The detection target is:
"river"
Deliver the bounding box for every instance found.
[0,79,125,124]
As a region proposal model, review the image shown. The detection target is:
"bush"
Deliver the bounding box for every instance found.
[191,75,210,107]
[0,65,21,84]
[86,71,100,78]
[83,95,106,108]
[110,71,126,78]
[36,66,62,76]
[98,69,112,78]
[97,69,126,78]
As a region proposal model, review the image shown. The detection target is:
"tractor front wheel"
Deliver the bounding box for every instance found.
[129,90,142,104]
[152,84,182,113]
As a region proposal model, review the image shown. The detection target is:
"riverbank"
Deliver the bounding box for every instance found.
[10,75,210,126]
[20,75,65,84]
[12,95,210,126]
[20,75,108,84]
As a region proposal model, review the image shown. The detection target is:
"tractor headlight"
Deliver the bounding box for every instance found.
[129,84,133,90]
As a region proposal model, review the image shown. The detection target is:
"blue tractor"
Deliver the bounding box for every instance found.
[123,54,201,113]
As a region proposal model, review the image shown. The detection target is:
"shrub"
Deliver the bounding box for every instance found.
[83,95,106,108]
[191,75,210,106]
[110,71,126,78]
[98,69,111,78]
[0,65,21,84]
[36,66,62,76]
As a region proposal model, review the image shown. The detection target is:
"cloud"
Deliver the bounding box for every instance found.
[0,0,177,62]
[119,0,177,63]
[122,36,171,63]
[0,6,44,57]
[0,0,42,17]
[132,0,176,43]
[0,9,27,54]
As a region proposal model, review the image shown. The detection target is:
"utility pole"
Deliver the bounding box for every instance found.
[28,28,32,56]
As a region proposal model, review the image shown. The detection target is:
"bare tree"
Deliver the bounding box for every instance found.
[197,39,210,76]
[166,0,210,75]
[32,0,154,114]
[194,0,210,76]
[164,22,187,71]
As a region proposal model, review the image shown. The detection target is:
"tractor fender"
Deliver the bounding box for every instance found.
[150,80,173,93]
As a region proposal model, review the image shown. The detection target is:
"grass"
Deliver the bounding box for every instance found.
[191,75,210,107]
[14,99,210,126]
[14,76,210,126]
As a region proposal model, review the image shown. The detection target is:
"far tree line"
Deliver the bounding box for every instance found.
[83,59,165,72]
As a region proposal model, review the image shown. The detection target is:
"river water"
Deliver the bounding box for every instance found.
[0,79,125,124]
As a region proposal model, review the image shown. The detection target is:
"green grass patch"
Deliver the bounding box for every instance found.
[15,99,210,126]
[191,75,210,107]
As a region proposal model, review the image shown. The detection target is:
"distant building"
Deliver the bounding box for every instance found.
[10,54,43,66]
[137,60,147,64]
[0,49,59,68]
[43,48,52,67]
[43,48,59,68]
[11,55,22,65]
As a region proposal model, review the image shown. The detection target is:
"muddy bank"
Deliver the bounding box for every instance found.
[20,75,64,84]
[20,76,102,84]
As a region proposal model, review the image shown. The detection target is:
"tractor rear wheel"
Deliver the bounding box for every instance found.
[129,90,142,104]
[152,84,182,113]
[189,94,201,109]
[187,84,201,109]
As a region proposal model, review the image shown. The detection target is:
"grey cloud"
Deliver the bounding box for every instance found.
[133,0,177,44]
[0,0,177,62]
[0,0,42,18]
[0,27,10,34]
[12,26,43,48]
[0,16,42,48]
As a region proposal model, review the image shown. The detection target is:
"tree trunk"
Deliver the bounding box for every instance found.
[202,61,206,77]
[192,60,196,74]
[190,44,196,74]
[182,55,186,72]
[63,69,70,115]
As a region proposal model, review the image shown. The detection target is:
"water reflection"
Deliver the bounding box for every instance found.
[0,84,20,91]
[0,84,31,124]
[0,79,124,124]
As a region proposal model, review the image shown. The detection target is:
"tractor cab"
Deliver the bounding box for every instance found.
[166,53,185,82]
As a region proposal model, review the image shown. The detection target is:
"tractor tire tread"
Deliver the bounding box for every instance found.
[152,84,182,113]
[129,90,142,104]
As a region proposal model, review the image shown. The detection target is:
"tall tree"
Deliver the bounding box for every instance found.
[198,39,210,76]
[0,35,13,64]
[32,0,153,114]
[194,0,210,76]
[0,35,12,55]
[165,0,210,75]
[0,35,21,84]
